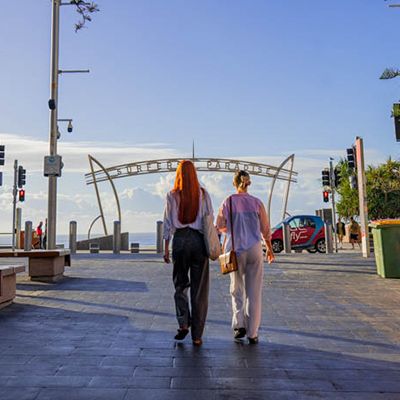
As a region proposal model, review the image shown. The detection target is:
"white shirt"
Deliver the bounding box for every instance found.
[163,188,214,241]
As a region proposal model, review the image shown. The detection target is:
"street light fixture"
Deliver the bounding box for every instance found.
[57,118,73,133]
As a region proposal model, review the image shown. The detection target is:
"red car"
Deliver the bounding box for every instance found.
[271,215,326,253]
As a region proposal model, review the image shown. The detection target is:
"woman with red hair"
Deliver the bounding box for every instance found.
[163,160,213,346]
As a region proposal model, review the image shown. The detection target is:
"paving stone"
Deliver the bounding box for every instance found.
[134,366,212,377]
[88,376,171,388]
[36,388,127,400]
[124,389,216,400]
[56,364,135,377]
[5,375,91,387]
[0,387,40,400]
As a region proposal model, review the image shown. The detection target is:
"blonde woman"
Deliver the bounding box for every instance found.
[217,170,274,344]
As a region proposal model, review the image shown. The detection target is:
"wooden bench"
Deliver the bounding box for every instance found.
[0,250,71,283]
[0,265,25,309]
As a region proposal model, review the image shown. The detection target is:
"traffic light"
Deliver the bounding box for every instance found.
[17,166,26,188]
[323,190,329,203]
[334,168,341,188]
[321,169,330,187]
[0,145,4,166]
[347,147,356,170]
[393,103,400,142]
[18,189,25,202]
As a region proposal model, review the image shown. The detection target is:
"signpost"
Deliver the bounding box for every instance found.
[355,137,370,258]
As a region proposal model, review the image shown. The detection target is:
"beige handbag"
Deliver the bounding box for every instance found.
[219,196,239,275]
[201,189,221,261]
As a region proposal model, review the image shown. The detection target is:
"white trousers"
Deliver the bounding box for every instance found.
[229,241,264,339]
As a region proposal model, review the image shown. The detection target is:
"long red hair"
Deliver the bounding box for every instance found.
[173,160,200,224]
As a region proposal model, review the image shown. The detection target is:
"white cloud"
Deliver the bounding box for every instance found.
[0,132,180,173]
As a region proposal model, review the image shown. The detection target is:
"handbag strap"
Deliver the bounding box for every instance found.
[229,196,235,251]
[201,188,207,217]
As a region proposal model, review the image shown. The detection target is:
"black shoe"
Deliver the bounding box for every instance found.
[174,328,189,340]
[233,328,246,340]
[248,337,259,344]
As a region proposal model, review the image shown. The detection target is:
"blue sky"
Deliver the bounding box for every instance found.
[0,1,399,236]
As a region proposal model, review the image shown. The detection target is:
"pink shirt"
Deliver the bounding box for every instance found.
[217,193,271,255]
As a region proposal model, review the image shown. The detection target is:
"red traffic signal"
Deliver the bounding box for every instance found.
[18,189,25,202]
[323,190,329,203]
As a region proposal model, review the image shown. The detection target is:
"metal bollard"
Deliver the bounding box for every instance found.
[69,221,77,254]
[130,243,139,253]
[324,222,334,254]
[16,208,22,249]
[156,221,163,254]
[283,222,292,253]
[24,221,32,251]
[113,221,121,254]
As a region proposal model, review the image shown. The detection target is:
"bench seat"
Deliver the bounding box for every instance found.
[0,265,25,309]
[0,250,71,283]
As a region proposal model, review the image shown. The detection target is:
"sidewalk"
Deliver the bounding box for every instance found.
[1,252,400,399]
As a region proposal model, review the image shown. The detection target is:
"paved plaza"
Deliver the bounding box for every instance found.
[1,251,400,399]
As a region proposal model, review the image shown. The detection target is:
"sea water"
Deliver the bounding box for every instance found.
[0,232,156,248]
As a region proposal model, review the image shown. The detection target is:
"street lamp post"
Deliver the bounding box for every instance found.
[47,0,60,250]
[46,1,93,250]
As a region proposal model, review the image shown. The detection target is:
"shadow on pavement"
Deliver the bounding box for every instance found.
[17,277,148,293]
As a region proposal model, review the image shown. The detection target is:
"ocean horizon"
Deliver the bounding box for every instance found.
[0,232,156,248]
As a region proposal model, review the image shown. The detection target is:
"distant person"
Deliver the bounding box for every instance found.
[162,160,213,347]
[349,217,361,250]
[36,221,43,249]
[42,219,47,250]
[217,170,274,345]
[336,218,346,249]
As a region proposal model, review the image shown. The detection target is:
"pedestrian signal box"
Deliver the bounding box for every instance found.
[321,169,330,187]
[0,145,5,166]
[17,166,26,188]
[334,169,341,188]
[347,148,356,170]
[393,103,400,142]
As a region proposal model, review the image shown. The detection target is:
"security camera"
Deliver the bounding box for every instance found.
[67,120,73,133]
[48,99,56,110]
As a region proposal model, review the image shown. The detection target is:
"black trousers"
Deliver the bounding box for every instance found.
[172,228,209,340]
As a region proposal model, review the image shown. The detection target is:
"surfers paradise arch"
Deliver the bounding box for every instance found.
[84,155,298,237]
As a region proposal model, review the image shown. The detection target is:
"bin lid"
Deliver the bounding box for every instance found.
[369,219,400,228]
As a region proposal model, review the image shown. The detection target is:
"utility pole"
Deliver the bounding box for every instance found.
[12,160,18,251]
[46,2,93,249]
[329,158,338,253]
[355,137,370,258]
[47,0,60,250]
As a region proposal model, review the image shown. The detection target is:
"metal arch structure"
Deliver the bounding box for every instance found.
[85,155,297,237]
[88,155,122,237]
[267,153,296,220]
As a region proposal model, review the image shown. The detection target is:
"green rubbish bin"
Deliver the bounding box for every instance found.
[369,220,400,278]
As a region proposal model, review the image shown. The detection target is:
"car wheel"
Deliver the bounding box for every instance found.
[306,247,317,253]
[316,239,326,253]
[272,239,283,253]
